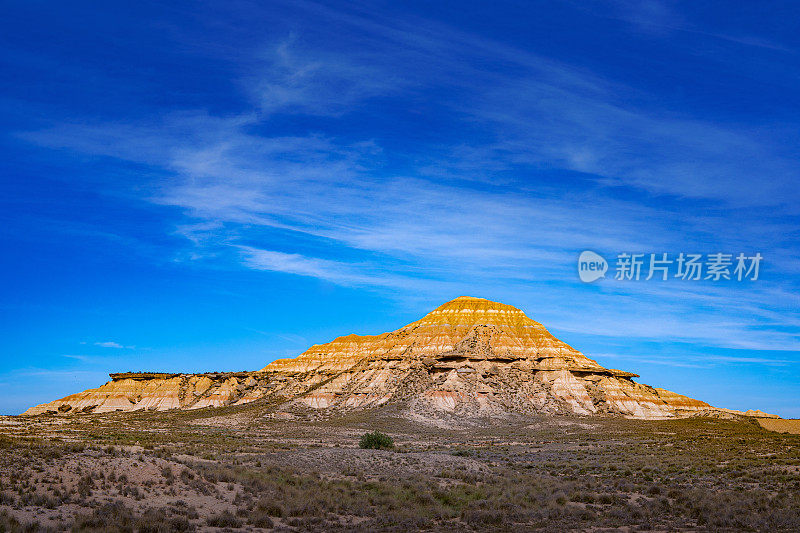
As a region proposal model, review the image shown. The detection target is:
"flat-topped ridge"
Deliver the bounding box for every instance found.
[24,296,770,421]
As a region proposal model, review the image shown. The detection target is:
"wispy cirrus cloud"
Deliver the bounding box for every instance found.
[80,341,135,349]
[463,85,800,208]
[238,246,379,286]
[62,354,92,362]
[244,39,406,116]
[592,351,796,370]
[16,8,800,359]
[94,341,124,349]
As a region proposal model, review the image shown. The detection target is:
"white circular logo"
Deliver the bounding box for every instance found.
[578,250,607,283]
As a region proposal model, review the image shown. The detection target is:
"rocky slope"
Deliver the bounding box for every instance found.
[23,296,776,420]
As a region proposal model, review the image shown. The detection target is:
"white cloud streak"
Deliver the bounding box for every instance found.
[94,341,124,349]
[17,11,800,355]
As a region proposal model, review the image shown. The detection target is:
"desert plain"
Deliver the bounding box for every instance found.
[1,403,799,532]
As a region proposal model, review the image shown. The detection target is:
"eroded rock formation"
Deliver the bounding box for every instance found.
[24,296,771,420]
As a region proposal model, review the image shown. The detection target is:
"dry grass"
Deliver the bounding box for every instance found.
[759,418,800,435]
[0,406,798,531]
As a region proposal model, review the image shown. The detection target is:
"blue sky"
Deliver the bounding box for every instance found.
[1,1,798,416]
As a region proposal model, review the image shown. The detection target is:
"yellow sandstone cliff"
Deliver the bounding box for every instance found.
[24,296,771,420]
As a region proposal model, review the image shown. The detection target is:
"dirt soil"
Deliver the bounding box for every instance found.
[0,403,799,531]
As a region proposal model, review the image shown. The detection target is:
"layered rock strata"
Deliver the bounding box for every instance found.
[23,373,262,415]
[24,297,757,420]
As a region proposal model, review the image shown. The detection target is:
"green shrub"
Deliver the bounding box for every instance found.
[358,431,394,450]
[71,502,195,533]
[206,510,241,528]
[452,449,475,457]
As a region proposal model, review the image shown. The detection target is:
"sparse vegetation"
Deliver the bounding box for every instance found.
[205,510,242,528]
[0,410,798,531]
[359,431,394,450]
